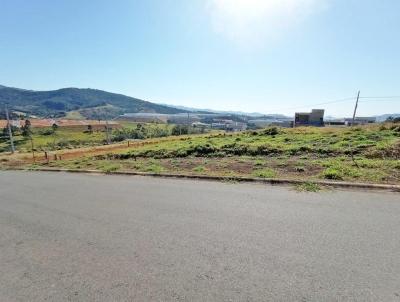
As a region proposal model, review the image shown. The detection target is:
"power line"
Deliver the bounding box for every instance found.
[268,97,356,112]
[4,103,15,153]
[360,96,400,99]
[360,99,400,103]
[268,95,400,112]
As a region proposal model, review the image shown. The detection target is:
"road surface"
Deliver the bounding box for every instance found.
[1,171,399,301]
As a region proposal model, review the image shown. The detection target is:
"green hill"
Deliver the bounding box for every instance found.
[0,85,186,119]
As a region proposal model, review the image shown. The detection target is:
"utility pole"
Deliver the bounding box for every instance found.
[30,136,35,161]
[4,103,15,153]
[187,112,190,134]
[352,91,360,126]
[105,119,111,144]
[349,91,360,168]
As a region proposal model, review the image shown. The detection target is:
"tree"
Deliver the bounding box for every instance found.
[1,127,8,142]
[172,125,189,136]
[1,125,18,137]
[51,123,59,148]
[87,124,93,134]
[21,119,35,160]
[21,120,32,137]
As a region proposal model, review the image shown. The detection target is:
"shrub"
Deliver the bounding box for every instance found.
[55,139,69,148]
[256,145,281,156]
[99,163,121,173]
[225,144,249,156]
[391,125,400,132]
[323,167,343,180]
[295,166,305,172]
[261,127,279,136]
[253,168,276,179]
[193,144,216,156]
[39,129,55,136]
[296,182,321,192]
[193,165,206,173]
[144,163,164,173]
[254,159,265,166]
[322,164,361,180]
[172,125,189,136]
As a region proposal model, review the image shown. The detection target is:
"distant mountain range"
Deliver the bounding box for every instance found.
[157,103,289,118]
[161,103,399,122]
[0,85,398,121]
[374,113,400,122]
[0,85,186,119]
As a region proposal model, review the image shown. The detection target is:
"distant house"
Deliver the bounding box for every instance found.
[295,109,325,127]
[325,119,346,126]
[211,122,228,130]
[344,117,376,126]
[211,120,247,132]
[226,122,247,132]
[192,122,209,127]
[191,122,210,130]
[118,113,169,123]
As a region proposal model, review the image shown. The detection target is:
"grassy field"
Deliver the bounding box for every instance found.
[2,123,399,185]
[0,126,108,153]
[0,122,186,153]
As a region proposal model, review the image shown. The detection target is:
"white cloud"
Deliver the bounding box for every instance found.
[208,0,327,48]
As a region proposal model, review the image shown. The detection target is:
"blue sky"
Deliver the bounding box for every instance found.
[0,0,399,117]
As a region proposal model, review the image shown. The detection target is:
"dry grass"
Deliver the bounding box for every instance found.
[1,124,399,185]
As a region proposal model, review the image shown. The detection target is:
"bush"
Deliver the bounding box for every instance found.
[295,166,305,172]
[99,163,121,173]
[224,144,249,156]
[171,125,189,136]
[323,167,343,180]
[38,129,54,136]
[390,125,400,132]
[55,139,69,148]
[144,163,164,173]
[193,144,216,156]
[261,127,279,136]
[254,159,265,166]
[193,165,206,173]
[253,168,276,179]
[322,164,361,180]
[296,182,321,192]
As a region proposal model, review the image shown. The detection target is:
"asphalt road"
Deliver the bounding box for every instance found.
[1,171,399,301]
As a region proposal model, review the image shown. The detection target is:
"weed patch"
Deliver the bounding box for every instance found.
[98,163,121,173]
[295,182,322,192]
[193,165,206,173]
[253,168,276,179]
